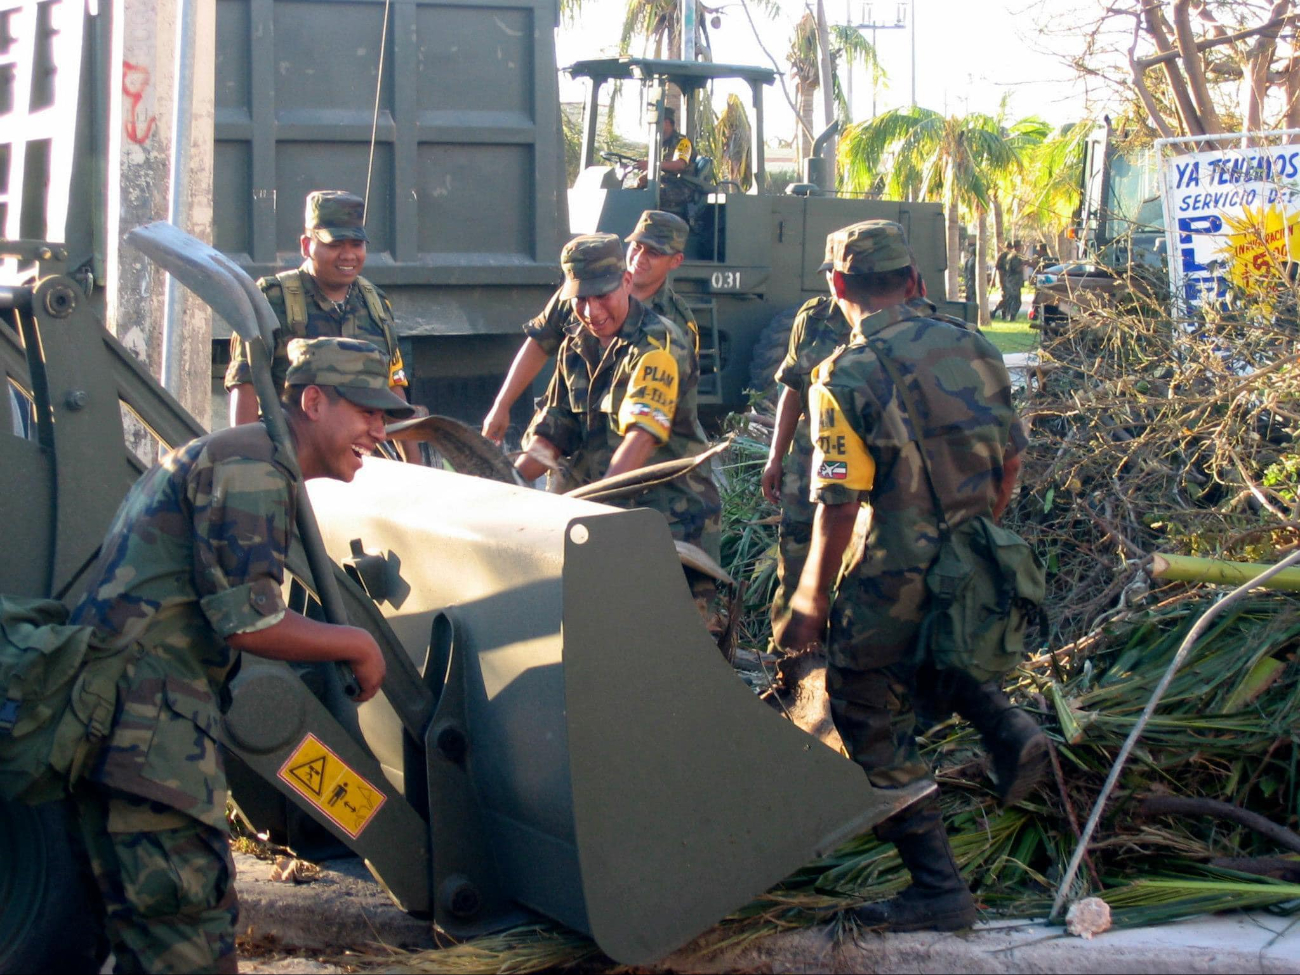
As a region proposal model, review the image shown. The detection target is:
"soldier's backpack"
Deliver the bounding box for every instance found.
[276,269,399,355]
[870,345,1046,682]
[0,596,137,804]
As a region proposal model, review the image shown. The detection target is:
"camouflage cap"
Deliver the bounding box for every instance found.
[304,190,369,243]
[284,337,414,418]
[558,233,627,299]
[626,209,689,256]
[817,220,914,275]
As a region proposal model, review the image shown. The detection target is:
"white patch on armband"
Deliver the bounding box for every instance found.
[808,382,875,492]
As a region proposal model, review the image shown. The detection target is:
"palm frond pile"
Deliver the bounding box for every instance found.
[379,268,1300,970]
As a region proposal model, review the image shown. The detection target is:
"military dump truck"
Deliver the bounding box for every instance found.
[205,7,958,428]
[0,1,936,968]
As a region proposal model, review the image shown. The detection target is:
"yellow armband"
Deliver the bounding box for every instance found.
[809,382,875,491]
[618,347,678,443]
[388,346,408,387]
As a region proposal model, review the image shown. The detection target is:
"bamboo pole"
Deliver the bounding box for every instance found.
[1049,547,1300,921]
[1150,553,1300,592]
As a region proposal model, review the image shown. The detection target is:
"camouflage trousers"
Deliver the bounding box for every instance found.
[1001,283,1022,320]
[825,565,934,789]
[768,517,812,641]
[74,786,239,974]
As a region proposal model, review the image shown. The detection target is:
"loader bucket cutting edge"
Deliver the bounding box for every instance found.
[303,460,932,965]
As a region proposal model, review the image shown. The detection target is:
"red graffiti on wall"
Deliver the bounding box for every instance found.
[122,62,156,144]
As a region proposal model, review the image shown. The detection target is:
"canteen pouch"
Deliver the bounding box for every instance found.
[917,516,1046,682]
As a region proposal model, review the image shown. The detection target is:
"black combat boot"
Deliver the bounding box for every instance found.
[950,675,1049,806]
[850,804,977,932]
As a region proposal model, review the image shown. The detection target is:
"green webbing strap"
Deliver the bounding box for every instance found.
[276,269,308,332]
[866,333,952,535]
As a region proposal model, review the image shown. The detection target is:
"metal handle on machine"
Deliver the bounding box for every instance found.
[224,257,361,698]
[123,223,361,697]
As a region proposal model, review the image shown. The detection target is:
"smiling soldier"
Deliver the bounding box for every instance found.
[68,337,411,973]
[225,191,414,431]
[481,210,699,446]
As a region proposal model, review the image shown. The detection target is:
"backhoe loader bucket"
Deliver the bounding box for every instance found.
[303,459,932,965]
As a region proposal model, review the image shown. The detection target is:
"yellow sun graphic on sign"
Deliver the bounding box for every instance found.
[1218,205,1300,290]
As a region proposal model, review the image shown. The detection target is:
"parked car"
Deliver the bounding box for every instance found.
[1030,262,1126,329]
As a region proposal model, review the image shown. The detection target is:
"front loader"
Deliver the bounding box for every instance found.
[0,235,930,968]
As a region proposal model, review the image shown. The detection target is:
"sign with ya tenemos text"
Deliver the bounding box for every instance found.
[1160,141,1300,311]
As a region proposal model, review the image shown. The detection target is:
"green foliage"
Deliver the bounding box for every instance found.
[1262,454,1300,508]
[839,106,1022,207]
[717,432,779,651]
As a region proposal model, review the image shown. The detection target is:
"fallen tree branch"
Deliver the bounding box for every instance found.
[1049,546,1300,920]
[1137,796,1300,854]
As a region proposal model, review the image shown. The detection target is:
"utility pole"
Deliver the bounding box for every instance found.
[846,1,907,119]
[106,0,216,434]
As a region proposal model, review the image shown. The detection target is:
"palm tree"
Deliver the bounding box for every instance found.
[840,107,1024,302]
[620,0,714,63]
[1020,120,1092,260]
[787,14,882,162]
[787,13,820,161]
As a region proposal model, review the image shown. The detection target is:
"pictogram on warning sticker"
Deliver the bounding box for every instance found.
[277,734,387,839]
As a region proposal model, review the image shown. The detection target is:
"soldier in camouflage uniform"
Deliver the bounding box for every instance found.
[482,210,699,445]
[776,221,1045,933]
[761,238,851,641]
[514,233,720,568]
[1001,240,1025,321]
[69,338,412,973]
[225,191,412,428]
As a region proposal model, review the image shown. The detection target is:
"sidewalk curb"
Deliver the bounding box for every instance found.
[235,855,1300,973]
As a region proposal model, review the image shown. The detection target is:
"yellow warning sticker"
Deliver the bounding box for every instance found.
[277,733,387,839]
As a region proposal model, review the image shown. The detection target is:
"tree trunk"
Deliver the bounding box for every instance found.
[1172,0,1222,133]
[796,84,815,161]
[1142,2,1206,136]
[992,192,1005,251]
[944,163,960,301]
[1056,228,1072,263]
[1287,51,1300,130]
[976,206,991,327]
[814,0,837,188]
[1241,0,1290,137]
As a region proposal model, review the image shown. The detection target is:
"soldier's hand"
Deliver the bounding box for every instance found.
[481,404,509,445]
[775,591,828,652]
[761,455,783,506]
[348,632,387,703]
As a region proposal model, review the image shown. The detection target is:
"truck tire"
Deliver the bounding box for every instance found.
[0,797,106,974]
[747,308,797,405]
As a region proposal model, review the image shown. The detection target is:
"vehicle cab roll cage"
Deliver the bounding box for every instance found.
[565,57,775,194]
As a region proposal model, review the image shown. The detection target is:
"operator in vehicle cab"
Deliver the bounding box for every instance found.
[481,210,699,445]
[634,105,693,178]
[224,191,420,456]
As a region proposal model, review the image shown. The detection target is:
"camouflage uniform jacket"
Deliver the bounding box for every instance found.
[772,295,851,524]
[70,423,296,831]
[808,297,1026,577]
[525,297,720,553]
[224,264,407,392]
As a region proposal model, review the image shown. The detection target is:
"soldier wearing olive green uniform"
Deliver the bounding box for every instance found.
[515,233,720,561]
[777,221,1044,933]
[481,210,700,446]
[69,338,409,973]
[225,192,410,423]
[763,288,851,639]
